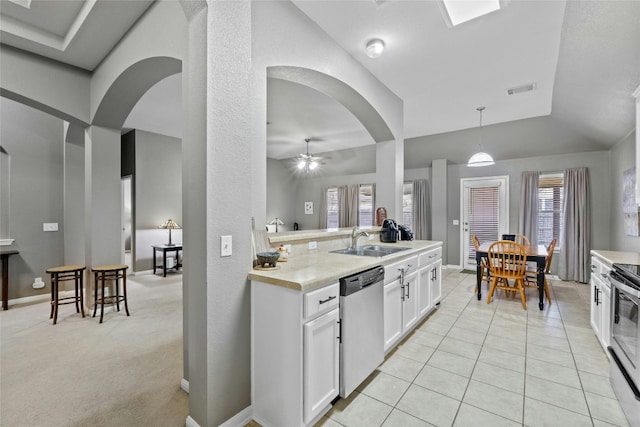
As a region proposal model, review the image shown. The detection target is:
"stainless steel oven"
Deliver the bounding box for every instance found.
[608,263,640,425]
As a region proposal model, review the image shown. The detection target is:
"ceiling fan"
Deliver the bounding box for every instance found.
[296,138,324,173]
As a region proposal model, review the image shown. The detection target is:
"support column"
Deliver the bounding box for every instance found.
[375,138,404,220]
[181,1,208,425]
[84,125,122,307]
[63,122,85,266]
[432,159,448,263]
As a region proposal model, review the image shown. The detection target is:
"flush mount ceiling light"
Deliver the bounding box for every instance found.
[365,38,385,58]
[467,106,495,167]
[439,0,509,27]
[296,138,324,173]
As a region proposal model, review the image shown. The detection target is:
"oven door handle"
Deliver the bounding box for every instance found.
[610,273,640,299]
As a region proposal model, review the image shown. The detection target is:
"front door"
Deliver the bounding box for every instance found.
[461,176,509,270]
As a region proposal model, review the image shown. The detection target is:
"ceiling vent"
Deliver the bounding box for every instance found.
[507,83,536,95]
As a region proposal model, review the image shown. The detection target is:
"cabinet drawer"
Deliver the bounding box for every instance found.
[304,283,339,320]
[419,247,442,267]
[384,256,417,285]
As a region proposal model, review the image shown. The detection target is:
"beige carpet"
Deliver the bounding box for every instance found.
[0,272,189,426]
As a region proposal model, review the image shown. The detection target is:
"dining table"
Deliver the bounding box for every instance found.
[475,241,548,310]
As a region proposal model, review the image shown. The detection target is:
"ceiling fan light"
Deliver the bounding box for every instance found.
[309,161,318,170]
[366,39,385,58]
[467,152,495,167]
[297,160,306,169]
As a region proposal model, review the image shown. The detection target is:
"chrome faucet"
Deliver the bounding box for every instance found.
[351,227,369,248]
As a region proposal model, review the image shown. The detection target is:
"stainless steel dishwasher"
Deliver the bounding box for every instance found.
[339,265,385,398]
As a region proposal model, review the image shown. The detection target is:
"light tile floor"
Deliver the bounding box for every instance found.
[318,269,632,427]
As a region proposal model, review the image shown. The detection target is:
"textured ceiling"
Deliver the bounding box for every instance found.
[1,0,639,165]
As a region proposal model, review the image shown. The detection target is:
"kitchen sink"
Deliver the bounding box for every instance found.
[330,245,411,257]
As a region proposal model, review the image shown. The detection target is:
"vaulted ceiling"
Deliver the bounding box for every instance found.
[1,0,639,165]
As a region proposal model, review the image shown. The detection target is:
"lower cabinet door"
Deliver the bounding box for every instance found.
[384,279,403,352]
[418,267,432,318]
[402,271,419,332]
[430,260,442,306]
[303,308,340,424]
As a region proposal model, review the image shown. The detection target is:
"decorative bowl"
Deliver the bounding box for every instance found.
[256,251,280,268]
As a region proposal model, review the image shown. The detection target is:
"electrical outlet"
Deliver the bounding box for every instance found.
[32,277,44,289]
[453,219,460,226]
[368,234,375,240]
[284,244,292,253]
[308,241,317,250]
[221,235,232,257]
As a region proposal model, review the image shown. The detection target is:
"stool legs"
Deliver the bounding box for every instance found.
[49,268,85,325]
[93,267,129,323]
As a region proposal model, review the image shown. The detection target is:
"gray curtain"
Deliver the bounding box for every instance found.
[338,185,349,228]
[558,167,591,283]
[412,179,431,240]
[319,187,328,229]
[518,171,539,245]
[348,184,359,227]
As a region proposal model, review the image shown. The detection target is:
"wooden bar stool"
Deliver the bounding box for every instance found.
[92,264,130,323]
[45,265,86,325]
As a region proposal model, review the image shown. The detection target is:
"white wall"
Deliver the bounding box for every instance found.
[133,130,182,271]
[0,97,65,298]
[610,132,640,252]
[445,151,612,267]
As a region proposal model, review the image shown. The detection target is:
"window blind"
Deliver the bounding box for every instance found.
[468,186,500,262]
[326,187,339,229]
[538,173,564,248]
[358,184,374,226]
[402,182,413,227]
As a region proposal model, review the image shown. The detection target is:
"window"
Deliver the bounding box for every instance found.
[538,173,564,249]
[326,187,339,229]
[402,182,413,228]
[358,184,374,227]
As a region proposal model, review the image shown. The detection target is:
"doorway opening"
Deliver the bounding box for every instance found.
[460,176,509,270]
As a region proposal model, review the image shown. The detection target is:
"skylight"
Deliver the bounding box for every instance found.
[441,0,504,26]
[6,0,31,8]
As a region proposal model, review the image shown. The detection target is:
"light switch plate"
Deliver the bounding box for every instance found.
[221,235,232,257]
[452,219,460,226]
[43,223,58,232]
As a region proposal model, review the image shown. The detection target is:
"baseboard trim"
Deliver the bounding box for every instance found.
[445,264,463,270]
[185,416,200,427]
[181,378,189,393]
[7,290,76,307]
[219,406,252,427]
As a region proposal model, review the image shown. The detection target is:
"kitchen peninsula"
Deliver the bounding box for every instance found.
[249,228,442,427]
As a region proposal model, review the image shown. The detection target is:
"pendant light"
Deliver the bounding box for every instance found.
[467,106,495,167]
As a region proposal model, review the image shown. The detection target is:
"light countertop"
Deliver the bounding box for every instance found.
[591,250,640,266]
[248,240,442,291]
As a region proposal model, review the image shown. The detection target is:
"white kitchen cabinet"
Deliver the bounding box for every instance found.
[590,251,612,354]
[383,271,419,352]
[418,265,431,318]
[303,308,340,424]
[383,278,403,351]
[402,271,419,332]
[252,281,340,427]
[430,259,443,306]
[383,256,418,352]
[418,247,443,318]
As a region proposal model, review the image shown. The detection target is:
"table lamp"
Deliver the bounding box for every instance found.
[159,219,181,246]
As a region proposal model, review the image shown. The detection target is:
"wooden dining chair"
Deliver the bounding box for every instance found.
[525,238,556,304]
[487,240,528,310]
[472,235,490,292]
[502,234,530,246]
